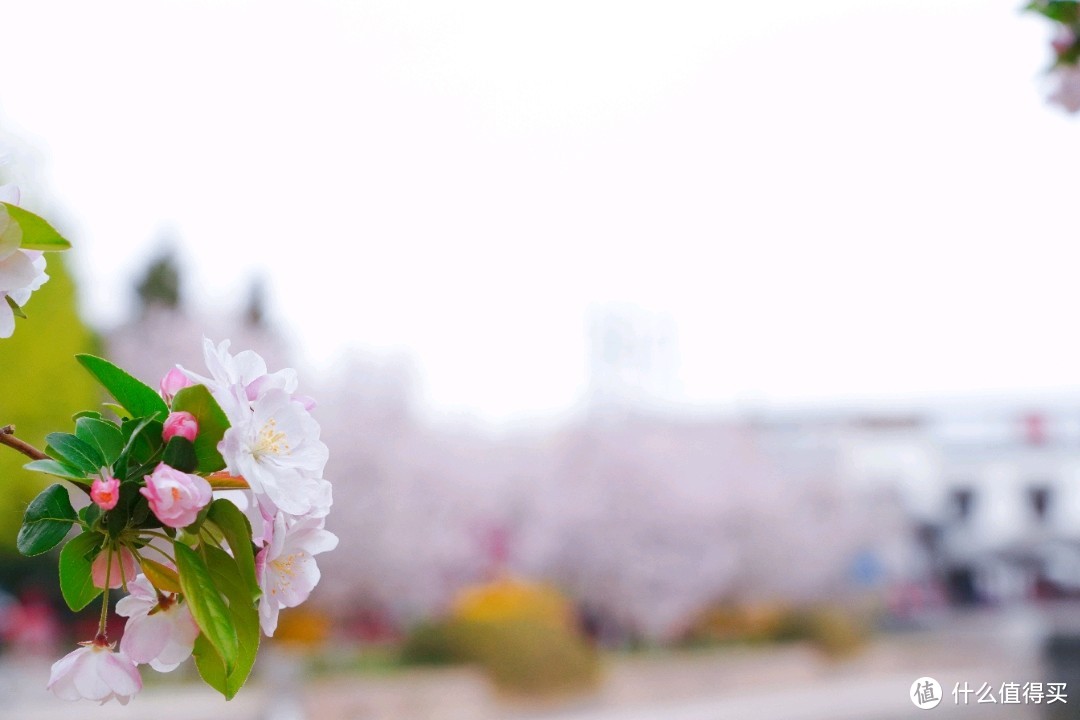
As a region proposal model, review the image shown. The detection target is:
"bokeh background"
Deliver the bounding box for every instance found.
[1,1,1079,718]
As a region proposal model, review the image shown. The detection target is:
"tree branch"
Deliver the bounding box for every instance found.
[0,425,49,461]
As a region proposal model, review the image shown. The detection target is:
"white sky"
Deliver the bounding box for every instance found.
[3,0,1080,423]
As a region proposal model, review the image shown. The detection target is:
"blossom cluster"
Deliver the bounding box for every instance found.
[14,341,335,704]
[0,184,56,338]
[1027,0,1080,112]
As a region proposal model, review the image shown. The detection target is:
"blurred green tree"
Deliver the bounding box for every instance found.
[0,256,99,555]
[135,251,182,313]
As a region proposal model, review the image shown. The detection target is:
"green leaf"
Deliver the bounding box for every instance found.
[75,354,168,420]
[45,432,104,474]
[192,545,260,699]
[5,295,26,319]
[59,532,104,611]
[72,410,103,422]
[171,385,230,473]
[162,436,198,473]
[17,484,77,556]
[140,557,182,594]
[1026,0,1080,23]
[206,499,259,601]
[0,202,71,251]
[24,458,90,482]
[118,416,164,475]
[175,542,238,675]
[75,417,125,466]
[79,502,102,530]
[105,481,144,539]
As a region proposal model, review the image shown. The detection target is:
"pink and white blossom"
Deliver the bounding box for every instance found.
[159,367,193,403]
[219,389,330,517]
[1049,63,1080,113]
[256,513,338,636]
[90,473,120,511]
[0,184,49,339]
[47,641,142,705]
[181,338,299,423]
[92,547,138,590]
[141,463,212,528]
[214,489,274,546]
[162,411,198,443]
[116,574,199,672]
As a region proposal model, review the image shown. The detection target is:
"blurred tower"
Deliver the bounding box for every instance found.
[134,250,182,314]
[586,305,679,414]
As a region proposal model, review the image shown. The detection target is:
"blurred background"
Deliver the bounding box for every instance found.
[2,0,1080,718]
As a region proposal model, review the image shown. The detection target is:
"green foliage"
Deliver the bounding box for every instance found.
[140,557,182,594]
[778,607,869,658]
[171,385,229,472]
[74,417,124,466]
[0,257,99,554]
[0,202,71,251]
[117,416,165,480]
[681,602,870,658]
[24,458,88,482]
[1027,0,1080,24]
[58,531,103,611]
[401,618,601,696]
[205,499,259,600]
[76,354,168,420]
[16,484,76,556]
[162,436,198,473]
[175,542,239,677]
[191,545,260,699]
[45,432,104,474]
[6,296,26,318]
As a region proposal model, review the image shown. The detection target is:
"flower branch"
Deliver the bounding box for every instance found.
[0,424,48,461]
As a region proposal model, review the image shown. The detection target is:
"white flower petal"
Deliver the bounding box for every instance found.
[0,300,14,339]
[0,183,20,205]
[121,613,170,665]
[0,249,39,293]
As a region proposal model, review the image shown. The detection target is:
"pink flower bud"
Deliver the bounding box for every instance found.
[159,368,192,403]
[92,547,138,589]
[141,463,212,529]
[162,411,198,443]
[90,474,121,511]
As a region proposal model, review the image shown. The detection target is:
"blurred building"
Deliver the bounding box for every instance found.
[811,408,1080,606]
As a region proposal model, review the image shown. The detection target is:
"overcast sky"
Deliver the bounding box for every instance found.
[2,0,1078,423]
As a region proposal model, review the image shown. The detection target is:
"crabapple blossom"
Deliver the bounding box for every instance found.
[0,184,49,338]
[1049,64,1080,113]
[47,641,142,705]
[159,367,192,403]
[162,411,198,442]
[90,473,120,511]
[181,338,299,423]
[26,338,334,701]
[219,389,330,517]
[214,489,273,545]
[92,547,138,590]
[141,463,212,528]
[256,513,338,636]
[116,574,199,672]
